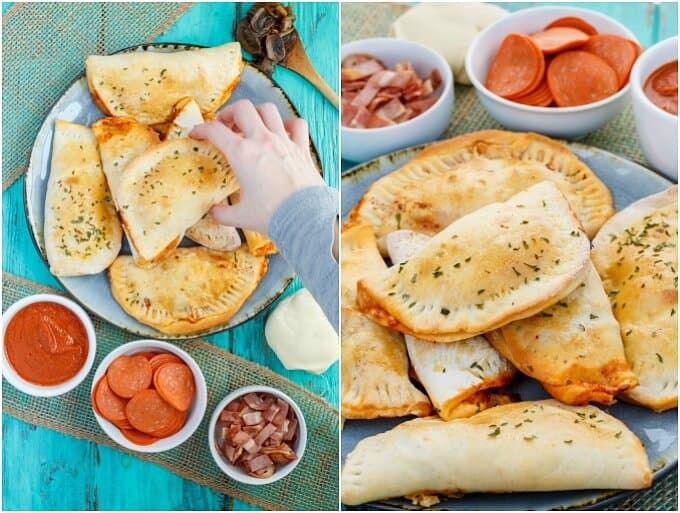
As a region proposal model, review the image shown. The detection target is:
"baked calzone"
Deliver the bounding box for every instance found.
[341,225,431,419]
[163,97,243,252]
[45,120,122,276]
[91,116,160,207]
[342,307,432,419]
[117,139,239,266]
[346,130,614,253]
[592,186,678,412]
[341,400,652,505]
[86,43,243,126]
[109,246,266,335]
[386,229,516,420]
[357,181,591,342]
[487,261,638,405]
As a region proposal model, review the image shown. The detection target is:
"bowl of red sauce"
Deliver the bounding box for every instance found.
[208,385,307,485]
[630,36,678,179]
[2,294,96,397]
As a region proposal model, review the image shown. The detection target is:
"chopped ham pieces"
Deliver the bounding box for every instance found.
[242,411,263,425]
[246,454,275,477]
[341,59,385,81]
[231,430,251,446]
[272,398,289,425]
[215,391,299,479]
[223,444,243,464]
[219,410,241,423]
[376,98,407,120]
[283,417,297,442]
[342,53,443,128]
[262,443,297,464]
[254,422,278,445]
[243,392,265,410]
[242,437,260,454]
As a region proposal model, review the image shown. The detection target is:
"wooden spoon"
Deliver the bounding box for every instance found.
[282,30,339,108]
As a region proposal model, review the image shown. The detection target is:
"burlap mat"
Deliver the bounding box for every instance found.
[342,4,677,511]
[341,2,647,167]
[2,273,339,511]
[2,2,192,191]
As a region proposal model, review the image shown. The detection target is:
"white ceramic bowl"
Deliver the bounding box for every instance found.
[630,36,678,180]
[466,6,639,139]
[208,385,307,485]
[341,37,454,162]
[2,294,96,397]
[91,339,207,453]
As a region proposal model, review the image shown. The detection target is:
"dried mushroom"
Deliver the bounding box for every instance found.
[250,7,276,34]
[235,2,298,76]
[265,34,286,62]
[236,19,262,55]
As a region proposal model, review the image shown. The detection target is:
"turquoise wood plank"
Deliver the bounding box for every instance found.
[658,2,679,41]
[2,2,338,511]
[1,413,224,510]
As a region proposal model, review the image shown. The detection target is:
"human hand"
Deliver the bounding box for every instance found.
[190,99,324,234]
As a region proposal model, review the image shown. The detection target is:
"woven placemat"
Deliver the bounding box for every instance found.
[2,2,192,191]
[341,2,647,167]
[2,273,339,511]
[341,4,677,511]
[607,468,678,511]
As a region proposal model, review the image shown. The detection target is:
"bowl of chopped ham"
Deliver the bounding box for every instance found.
[209,385,307,485]
[341,38,454,162]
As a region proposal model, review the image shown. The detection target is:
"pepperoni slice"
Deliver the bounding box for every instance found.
[148,410,187,438]
[153,362,195,412]
[531,27,589,54]
[545,16,598,36]
[121,429,160,446]
[91,377,104,417]
[125,389,183,435]
[486,33,545,99]
[582,34,638,88]
[106,355,152,399]
[95,375,129,423]
[547,51,619,106]
[111,417,134,430]
[149,353,183,374]
[513,78,554,107]
[629,40,643,60]
[135,351,159,360]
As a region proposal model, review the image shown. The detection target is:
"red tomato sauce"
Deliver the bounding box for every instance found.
[643,60,678,116]
[4,302,88,385]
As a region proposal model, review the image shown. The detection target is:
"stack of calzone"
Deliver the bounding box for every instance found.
[341,130,675,505]
[44,43,276,335]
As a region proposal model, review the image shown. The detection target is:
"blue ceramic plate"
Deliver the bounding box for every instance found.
[24,43,309,340]
[341,143,677,510]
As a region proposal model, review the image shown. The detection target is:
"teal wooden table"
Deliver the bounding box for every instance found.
[2,2,338,510]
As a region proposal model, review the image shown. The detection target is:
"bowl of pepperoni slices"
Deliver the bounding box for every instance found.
[209,385,307,485]
[466,6,640,139]
[90,339,207,453]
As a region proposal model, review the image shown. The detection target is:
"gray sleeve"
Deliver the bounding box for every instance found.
[268,185,339,330]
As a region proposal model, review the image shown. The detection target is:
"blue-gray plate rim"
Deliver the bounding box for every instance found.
[24,42,325,340]
[340,142,677,511]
